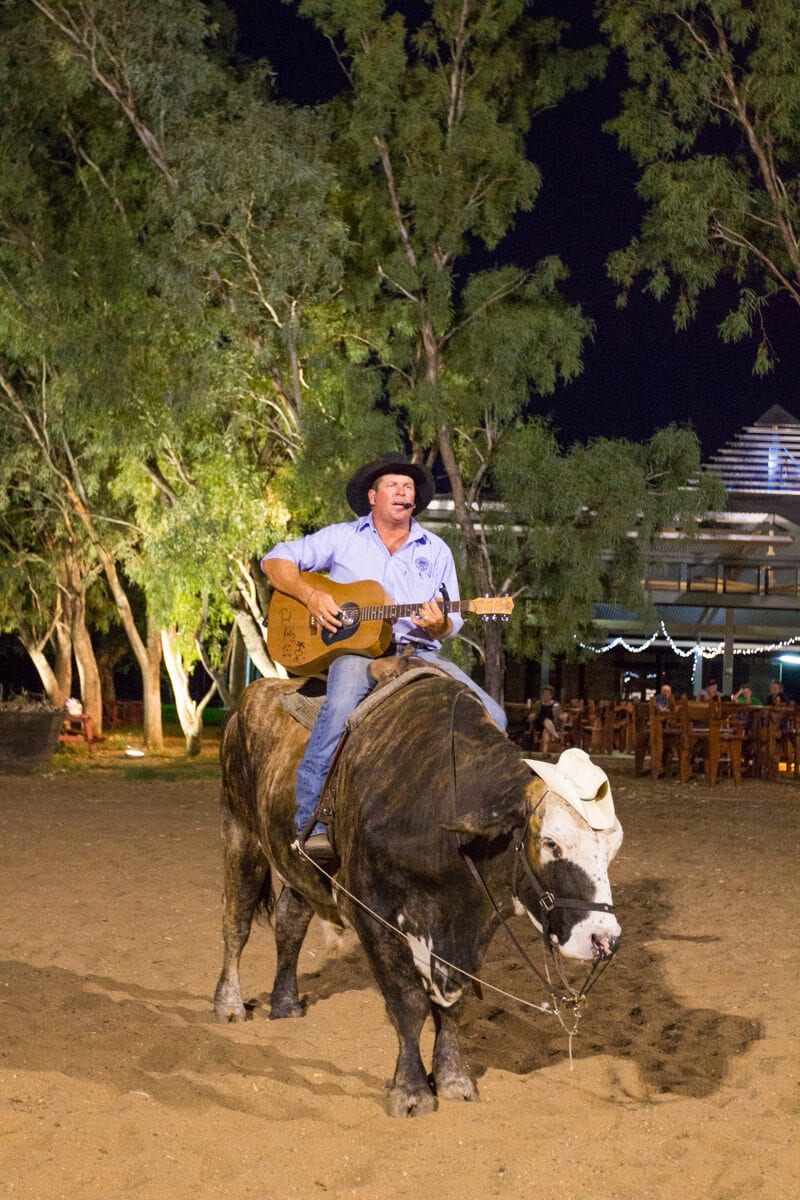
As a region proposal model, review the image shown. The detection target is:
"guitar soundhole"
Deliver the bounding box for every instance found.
[321,602,361,647]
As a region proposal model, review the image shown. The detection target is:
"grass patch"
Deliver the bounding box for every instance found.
[121,761,221,782]
[160,704,227,727]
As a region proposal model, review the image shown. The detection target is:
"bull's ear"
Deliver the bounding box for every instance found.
[442,778,547,843]
[441,808,522,842]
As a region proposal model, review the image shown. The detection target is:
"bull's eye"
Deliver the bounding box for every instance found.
[541,838,562,859]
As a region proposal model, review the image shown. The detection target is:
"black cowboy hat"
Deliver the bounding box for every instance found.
[346,452,436,516]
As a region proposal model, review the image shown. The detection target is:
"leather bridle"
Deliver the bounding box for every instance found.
[447,687,619,1007]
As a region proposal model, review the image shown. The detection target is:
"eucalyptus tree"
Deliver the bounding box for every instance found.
[284,0,716,700]
[598,0,800,373]
[1,0,345,744]
[0,5,180,743]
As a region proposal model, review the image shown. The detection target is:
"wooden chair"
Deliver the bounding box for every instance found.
[765,705,798,777]
[678,697,742,786]
[715,710,746,784]
[614,701,634,753]
[726,704,769,779]
[60,710,97,754]
[559,702,585,750]
[583,700,603,754]
[648,696,680,779]
[504,702,531,747]
[633,701,652,774]
[597,701,617,754]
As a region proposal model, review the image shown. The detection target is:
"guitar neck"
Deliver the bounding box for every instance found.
[365,599,472,621]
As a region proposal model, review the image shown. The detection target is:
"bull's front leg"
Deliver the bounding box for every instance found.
[357,926,436,1116]
[431,997,478,1102]
[383,985,437,1118]
[213,812,269,1023]
[269,885,314,1019]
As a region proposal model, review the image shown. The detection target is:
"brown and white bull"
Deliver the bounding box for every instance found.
[213,671,622,1116]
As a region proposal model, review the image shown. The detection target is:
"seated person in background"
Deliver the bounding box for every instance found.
[733,683,762,733]
[766,680,788,706]
[524,685,563,754]
[699,679,720,701]
[655,683,673,710]
[766,679,791,735]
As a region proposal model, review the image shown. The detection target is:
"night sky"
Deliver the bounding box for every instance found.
[231,1,800,458]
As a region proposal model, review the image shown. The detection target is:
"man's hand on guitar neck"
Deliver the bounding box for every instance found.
[411,598,452,641]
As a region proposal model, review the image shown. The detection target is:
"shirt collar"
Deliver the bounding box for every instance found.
[356,513,429,544]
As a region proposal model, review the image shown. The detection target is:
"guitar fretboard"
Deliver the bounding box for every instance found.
[361,600,472,621]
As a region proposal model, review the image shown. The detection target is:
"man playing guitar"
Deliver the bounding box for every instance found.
[261,452,507,856]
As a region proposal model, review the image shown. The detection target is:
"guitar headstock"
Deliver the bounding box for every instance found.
[467,596,514,619]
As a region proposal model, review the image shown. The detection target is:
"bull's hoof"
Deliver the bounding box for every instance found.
[435,1075,479,1102]
[385,1085,437,1118]
[213,1002,247,1024]
[268,997,306,1020]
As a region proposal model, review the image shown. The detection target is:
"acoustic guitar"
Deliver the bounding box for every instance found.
[267,571,514,675]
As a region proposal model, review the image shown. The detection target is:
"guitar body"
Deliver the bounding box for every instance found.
[267,572,395,675]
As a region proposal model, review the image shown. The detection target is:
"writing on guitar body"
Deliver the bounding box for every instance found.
[267,571,513,675]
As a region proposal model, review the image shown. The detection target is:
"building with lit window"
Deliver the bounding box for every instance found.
[557,405,800,701]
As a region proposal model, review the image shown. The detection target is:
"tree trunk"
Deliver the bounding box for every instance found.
[95,637,128,714]
[52,606,73,704]
[66,550,103,732]
[19,635,61,704]
[436,423,506,704]
[226,623,248,705]
[482,619,506,710]
[160,626,214,757]
[144,616,163,750]
[235,609,285,683]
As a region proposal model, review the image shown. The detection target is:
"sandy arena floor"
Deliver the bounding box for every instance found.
[1,738,797,1200]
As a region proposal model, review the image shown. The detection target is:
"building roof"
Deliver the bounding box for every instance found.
[705,404,800,503]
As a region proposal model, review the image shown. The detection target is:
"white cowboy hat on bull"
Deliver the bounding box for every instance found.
[346,451,436,517]
[524,747,616,831]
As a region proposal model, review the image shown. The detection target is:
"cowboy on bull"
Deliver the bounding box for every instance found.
[261,452,507,856]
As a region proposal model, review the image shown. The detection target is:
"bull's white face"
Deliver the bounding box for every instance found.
[520,793,623,961]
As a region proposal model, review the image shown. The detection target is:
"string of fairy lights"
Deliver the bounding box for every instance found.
[577,621,800,661]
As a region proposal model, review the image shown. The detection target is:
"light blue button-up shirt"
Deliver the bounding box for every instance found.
[262,515,464,648]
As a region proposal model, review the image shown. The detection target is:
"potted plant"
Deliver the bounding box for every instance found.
[0,692,65,773]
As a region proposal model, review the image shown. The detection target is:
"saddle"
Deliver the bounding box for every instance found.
[279,650,445,731]
[281,652,448,851]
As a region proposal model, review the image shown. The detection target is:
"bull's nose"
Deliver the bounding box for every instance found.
[591,932,621,961]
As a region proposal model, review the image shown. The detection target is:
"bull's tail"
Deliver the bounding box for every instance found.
[253,863,276,926]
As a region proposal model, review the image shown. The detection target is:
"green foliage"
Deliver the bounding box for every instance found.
[0,0,346,683]
[599,0,800,369]
[0,0,724,696]
[493,419,724,655]
[287,0,603,496]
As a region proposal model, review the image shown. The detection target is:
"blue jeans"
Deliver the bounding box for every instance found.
[294,648,508,835]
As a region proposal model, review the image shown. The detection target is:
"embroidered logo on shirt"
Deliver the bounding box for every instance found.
[415,557,431,576]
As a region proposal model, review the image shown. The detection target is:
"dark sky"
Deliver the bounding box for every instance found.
[230,1,800,458]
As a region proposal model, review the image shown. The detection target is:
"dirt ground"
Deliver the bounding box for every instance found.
[1,733,798,1200]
